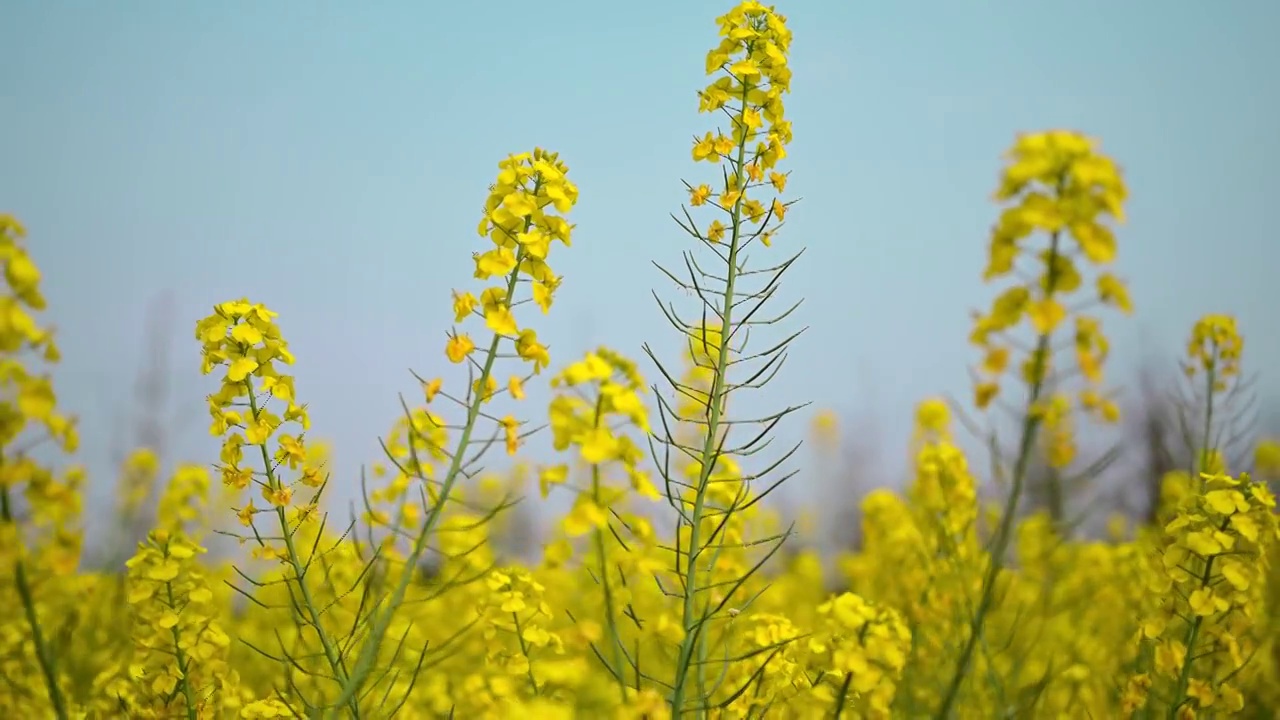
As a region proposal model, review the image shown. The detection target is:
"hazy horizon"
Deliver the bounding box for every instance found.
[4,1,1277,547]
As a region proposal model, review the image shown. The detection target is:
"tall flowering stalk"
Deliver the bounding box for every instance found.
[478,566,561,698]
[0,214,81,720]
[1132,471,1278,717]
[938,131,1130,717]
[541,347,657,701]
[338,148,578,707]
[1119,315,1274,718]
[1183,315,1245,477]
[195,299,353,714]
[646,2,800,714]
[1143,316,1246,533]
[838,400,982,715]
[904,401,984,712]
[109,466,236,718]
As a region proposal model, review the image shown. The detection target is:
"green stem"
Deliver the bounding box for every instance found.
[1046,467,1064,525]
[670,84,753,717]
[590,394,628,702]
[832,672,853,720]
[511,612,541,695]
[1195,361,1217,477]
[244,385,359,717]
[1,482,70,720]
[935,230,1064,719]
[165,581,199,720]
[1168,364,1220,717]
[335,240,533,710]
[1167,549,1219,718]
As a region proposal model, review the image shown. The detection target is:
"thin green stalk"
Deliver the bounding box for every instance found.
[1168,363,1219,718]
[511,612,541,695]
[1168,538,1221,718]
[1195,362,1217,477]
[244,386,359,717]
[591,492,627,701]
[935,230,1065,719]
[335,241,532,711]
[165,582,199,720]
[831,672,853,720]
[1046,467,1065,525]
[590,394,629,703]
[1,481,70,720]
[670,93,752,716]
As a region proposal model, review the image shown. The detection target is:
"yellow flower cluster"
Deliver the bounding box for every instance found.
[544,348,655,513]
[1257,439,1280,478]
[845,400,985,714]
[479,568,563,691]
[0,213,84,719]
[689,1,792,249]
[1185,313,1243,388]
[1176,314,1249,482]
[0,213,81,508]
[811,592,911,718]
[449,148,575,374]
[196,299,314,525]
[909,400,979,543]
[114,448,161,523]
[1132,471,1279,716]
[112,525,234,715]
[971,130,1130,434]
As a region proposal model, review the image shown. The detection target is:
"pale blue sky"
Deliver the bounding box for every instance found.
[3,1,1277,536]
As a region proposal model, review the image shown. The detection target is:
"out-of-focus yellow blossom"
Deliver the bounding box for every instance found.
[972,131,1127,430]
[1185,313,1243,389]
[1131,471,1278,716]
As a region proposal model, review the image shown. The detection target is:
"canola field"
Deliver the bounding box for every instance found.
[2,3,1278,718]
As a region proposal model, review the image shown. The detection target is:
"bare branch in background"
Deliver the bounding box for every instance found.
[90,291,190,570]
[1115,354,1274,527]
[816,359,886,560]
[1130,364,1178,523]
